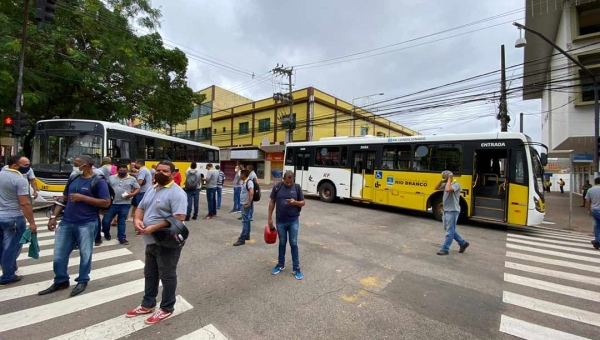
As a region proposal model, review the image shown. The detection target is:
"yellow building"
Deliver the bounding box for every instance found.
[143,85,418,183]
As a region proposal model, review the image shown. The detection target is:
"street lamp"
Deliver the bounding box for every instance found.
[351,93,384,135]
[513,22,600,176]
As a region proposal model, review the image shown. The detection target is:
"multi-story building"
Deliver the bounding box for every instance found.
[521,0,600,190]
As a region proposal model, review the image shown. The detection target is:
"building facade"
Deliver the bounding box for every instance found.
[522,0,600,191]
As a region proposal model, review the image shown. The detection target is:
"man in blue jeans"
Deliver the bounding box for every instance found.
[233,170,253,246]
[230,165,242,213]
[203,163,218,219]
[39,155,111,297]
[435,170,469,256]
[184,162,201,221]
[585,177,600,250]
[0,155,38,285]
[216,164,225,210]
[267,171,305,280]
[101,164,140,245]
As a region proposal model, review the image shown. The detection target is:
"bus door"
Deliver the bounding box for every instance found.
[295,151,311,190]
[472,149,508,222]
[506,149,528,226]
[350,151,376,201]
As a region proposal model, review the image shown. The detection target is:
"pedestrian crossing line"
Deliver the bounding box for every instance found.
[0,278,148,333]
[0,261,144,303]
[35,232,58,240]
[505,262,600,286]
[21,238,120,250]
[506,252,600,274]
[508,233,592,247]
[499,314,590,340]
[176,324,229,340]
[507,239,600,256]
[47,295,193,340]
[509,228,591,241]
[3,248,132,276]
[17,240,126,262]
[505,273,600,303]
[509,232,593,244]
[507,244,600,263]
[503,291,600,328]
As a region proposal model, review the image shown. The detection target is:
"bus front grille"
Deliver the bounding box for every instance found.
[38,177,68,185]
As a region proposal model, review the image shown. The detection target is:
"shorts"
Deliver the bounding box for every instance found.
[132,192,146,207]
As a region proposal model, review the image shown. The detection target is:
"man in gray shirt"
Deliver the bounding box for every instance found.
[0,155,38,285]
[203,163,219,219]
[101,164,140,245]
[126,160,187,324]
[3,164,38,199]
[585,177,600,249]
[434,170,469,256]
[131,160,153,216]
[233,169,254,246]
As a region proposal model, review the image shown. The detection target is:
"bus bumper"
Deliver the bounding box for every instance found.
[527,208,545,227]
[38,190,63,203]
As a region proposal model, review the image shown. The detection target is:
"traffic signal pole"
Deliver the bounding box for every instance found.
[14,0,30,153]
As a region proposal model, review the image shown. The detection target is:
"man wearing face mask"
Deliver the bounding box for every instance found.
[100,164,140,245]
[2,161,38,199]
[39,155,111,297]
[130,160,153,223]
[0,155,38,285]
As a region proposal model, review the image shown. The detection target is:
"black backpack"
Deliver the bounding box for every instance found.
[184,171,200,191]
[66,174,115,214]
[246,178,261,202]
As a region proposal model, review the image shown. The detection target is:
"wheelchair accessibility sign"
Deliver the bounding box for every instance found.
[375,171,382,179]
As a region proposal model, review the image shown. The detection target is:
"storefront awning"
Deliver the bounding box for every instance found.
[259,144,286,153]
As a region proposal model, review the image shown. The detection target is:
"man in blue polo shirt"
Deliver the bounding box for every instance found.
[39,155,111,297]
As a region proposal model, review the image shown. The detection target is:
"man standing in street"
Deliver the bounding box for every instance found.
[233,170,253,246]
[267,171,305,280]
[125,160,187,324]
[247,165,258,221]
[39,155,111,297]
[101,164,140,245]
[0,155,38,285]
[131,160,153,222]
[582,180,592,207]
[435,170,469,256]
[585,177,600,250]
[184,162,201,221]
[203,163,218,220]
[216,164,225,210]
[229,165,242,214]
[558,178,565,194]
[2,162,38,199]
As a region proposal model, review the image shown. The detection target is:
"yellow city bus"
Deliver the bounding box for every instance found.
[284,132,548,226]
[31,119,219,202]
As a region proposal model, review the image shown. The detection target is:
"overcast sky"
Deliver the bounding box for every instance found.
[147,0,543,142]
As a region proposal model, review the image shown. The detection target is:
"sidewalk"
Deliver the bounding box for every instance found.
[543,191,595,236]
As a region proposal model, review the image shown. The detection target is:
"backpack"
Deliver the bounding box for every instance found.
[184,171,200,191]
[246,178,261,202]
[274,182,302,212]
[66,174,115,214]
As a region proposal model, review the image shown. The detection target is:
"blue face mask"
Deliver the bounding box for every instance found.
[18,166,31,174]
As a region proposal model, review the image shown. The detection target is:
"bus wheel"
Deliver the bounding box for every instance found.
[319,182,336,203]
[432,196,443,222]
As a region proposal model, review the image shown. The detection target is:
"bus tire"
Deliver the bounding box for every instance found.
[319,182,336,203]
[431,195,443,222]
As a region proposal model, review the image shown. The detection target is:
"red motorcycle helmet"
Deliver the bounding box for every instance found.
[264,224,277,244]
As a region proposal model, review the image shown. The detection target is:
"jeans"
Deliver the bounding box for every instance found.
[206,188,217,216]
[560,186,564,193]
[0,216,26,283]
[53,220,96,284]
[441,211,466,251]
[102,204,131,241]
[216,186,223,209]
[277,219,300,270]
[186,189,199,219]
[591,210,600,244]
[142,244,182,313]
[239,203,253,241]
[233,187,241,211]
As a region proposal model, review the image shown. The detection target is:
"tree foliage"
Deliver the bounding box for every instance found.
[0,0,203,135]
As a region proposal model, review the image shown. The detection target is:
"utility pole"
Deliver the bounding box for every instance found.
[14,0,31,153]
[520,112,524,133]
[498,44,510,132]
[272,64,294,143]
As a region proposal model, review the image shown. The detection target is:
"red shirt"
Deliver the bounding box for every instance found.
[173,172,182,186]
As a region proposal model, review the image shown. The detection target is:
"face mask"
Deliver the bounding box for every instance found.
[118,171,128,178]
[18,166,31,174]
[155,172,170,186]
[73,165,83,174]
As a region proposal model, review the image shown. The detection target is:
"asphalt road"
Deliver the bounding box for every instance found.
[1,188,599,339]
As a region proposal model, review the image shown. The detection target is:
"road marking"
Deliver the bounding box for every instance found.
[509,232,592,244]
[507,244,600,263]
[0,261,144,303]
[499,315,590,340]
[2,248,132,275]
[48,295,192,340]
[176,324,229,340]
[0,279,148,333]
[16,240,127,262]
[508,233,591,247]
[21,238,119,250]
[507,239,600,256]
[35,232,57,240]
[506,252,600,274]
[509,227,590,241]
[505,262,600,286]
[505,273,600,302]
[503,291,600,327]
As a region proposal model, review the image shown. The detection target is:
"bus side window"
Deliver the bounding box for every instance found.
[340,147,348,167]
[285,148,294,165]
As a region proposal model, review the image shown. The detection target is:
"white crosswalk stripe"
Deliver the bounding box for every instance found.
[499,228,600,339]
[0,216,227,339]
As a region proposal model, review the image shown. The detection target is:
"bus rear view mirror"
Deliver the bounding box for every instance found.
[540,153,548,166]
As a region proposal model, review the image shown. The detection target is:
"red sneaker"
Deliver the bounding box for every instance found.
[145,309,173,324]
[125,306,154,318]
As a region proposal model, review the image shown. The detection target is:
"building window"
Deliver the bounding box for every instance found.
[213,128,217,134]
[576,2,600,37]
[281,114,296,130]
[198,128,211,141]
[377,132,385,137]
[360,127,369,136]
[223,127,226,133]
[239,122,249,135]
[577,52,600,103]
[413,143,462,172]
[258,118,271,132]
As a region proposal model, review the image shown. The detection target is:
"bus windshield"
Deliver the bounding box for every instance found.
[530,147,544,194]
[32,132,103,173]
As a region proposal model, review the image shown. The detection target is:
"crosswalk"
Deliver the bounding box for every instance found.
[0,217,228,340]
[499,225,600,339]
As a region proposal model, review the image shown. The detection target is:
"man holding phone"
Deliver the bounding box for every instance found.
[434,170,469,256]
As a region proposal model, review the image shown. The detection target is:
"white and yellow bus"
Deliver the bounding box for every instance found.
[32,119,219,202]
[284,132,548,226]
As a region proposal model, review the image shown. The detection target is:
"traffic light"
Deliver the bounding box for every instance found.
[13,112,29,136]
[34,0,56,27]
[3,116,15,134]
